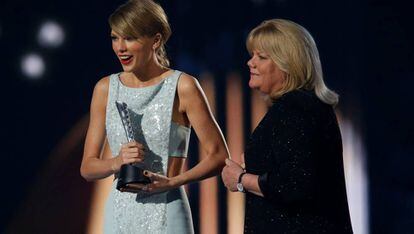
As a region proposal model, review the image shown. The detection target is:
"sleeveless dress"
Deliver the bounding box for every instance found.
[103,70,194,234]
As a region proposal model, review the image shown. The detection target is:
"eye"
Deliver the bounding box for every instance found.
[110,35,118,41]
[258,54,268,60]
[124,36,136,41]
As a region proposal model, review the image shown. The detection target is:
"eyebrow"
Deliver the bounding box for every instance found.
[110,31,121,36]
[258,53,268,56]
[253,50,266,56]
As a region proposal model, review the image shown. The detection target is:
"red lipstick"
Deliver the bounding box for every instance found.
[119,56,133,65]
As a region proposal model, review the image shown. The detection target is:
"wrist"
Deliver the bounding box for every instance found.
[237,172,247,193]
[170,175,185,188]
[111,157,120,173]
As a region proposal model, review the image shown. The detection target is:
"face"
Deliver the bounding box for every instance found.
[111,30,158,72]
[247,50,286,95]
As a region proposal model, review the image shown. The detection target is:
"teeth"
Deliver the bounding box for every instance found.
[120,56,132,60]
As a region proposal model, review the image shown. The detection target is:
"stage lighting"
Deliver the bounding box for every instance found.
[21,53,45,79]
[38,21,65,48]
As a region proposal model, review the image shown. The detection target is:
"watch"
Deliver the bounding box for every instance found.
[236,172,247,193]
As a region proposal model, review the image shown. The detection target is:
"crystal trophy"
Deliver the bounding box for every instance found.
[115,101,150,191]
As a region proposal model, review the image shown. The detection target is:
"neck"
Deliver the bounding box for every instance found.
[130,60,169,85]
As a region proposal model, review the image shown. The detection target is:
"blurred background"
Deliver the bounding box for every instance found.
[1,0,413,233]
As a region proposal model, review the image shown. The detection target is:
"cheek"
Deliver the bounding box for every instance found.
[132,45,149,58]
[260,75,272,92]
[257,68,275,93]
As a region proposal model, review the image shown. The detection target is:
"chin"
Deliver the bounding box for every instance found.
[121,65,136,73]
[249,81,260,90]
[120,60,139,72]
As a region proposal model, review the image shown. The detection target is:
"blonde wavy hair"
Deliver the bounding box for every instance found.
[109,0,171,67]
[246,19,338,106]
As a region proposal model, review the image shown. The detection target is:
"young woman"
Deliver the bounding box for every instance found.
[80,1,229,233]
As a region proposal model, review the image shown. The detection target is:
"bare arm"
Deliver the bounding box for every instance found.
[172,74,229,185]
[143,74,229,192]
[80,77,144,181]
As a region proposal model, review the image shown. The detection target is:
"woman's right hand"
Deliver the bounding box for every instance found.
[114,141,145,171]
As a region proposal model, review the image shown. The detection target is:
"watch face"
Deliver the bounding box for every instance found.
[237,183,244,192]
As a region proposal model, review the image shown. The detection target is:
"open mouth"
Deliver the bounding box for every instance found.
[119,55,133,65]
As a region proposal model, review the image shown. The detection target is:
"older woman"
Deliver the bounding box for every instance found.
[222,19,353,233]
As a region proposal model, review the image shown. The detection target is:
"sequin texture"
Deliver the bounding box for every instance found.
[103,70,193,233]
[244,89,353,233]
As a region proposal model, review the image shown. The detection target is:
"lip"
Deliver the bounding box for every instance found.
[119,56,133,65]
[250,72,259,76]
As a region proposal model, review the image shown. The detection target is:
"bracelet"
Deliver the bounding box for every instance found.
[237,172,247,193]
[238,172,247,184]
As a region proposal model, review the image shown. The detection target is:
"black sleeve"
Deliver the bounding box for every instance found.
[258,97,320,206]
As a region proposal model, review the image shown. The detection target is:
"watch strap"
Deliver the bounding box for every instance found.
[238,172,247,184]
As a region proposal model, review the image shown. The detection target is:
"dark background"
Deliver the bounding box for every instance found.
[1,0,413,233]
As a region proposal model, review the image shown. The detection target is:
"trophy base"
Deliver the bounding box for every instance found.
[116,164,151,191]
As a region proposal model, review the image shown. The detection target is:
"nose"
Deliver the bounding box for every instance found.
[247,57,255,68]
[115,39,127,53]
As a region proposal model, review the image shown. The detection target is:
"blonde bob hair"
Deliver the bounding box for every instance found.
[246,19,338,106]
[109,0,171,67]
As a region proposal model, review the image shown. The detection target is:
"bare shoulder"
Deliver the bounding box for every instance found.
[177,72,202,97]
[90,76,111,109]
[94,76,110,95]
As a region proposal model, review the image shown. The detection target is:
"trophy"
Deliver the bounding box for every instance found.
[115,101,151,191]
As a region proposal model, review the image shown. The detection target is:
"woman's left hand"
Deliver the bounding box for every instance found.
[221,158,245,192]
[139,170,179,194]
[123,170,182,194]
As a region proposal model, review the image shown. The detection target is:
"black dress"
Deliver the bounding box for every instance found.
[244,89,353,234]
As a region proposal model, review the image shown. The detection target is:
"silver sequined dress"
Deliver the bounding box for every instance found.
[103,70,194,234]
